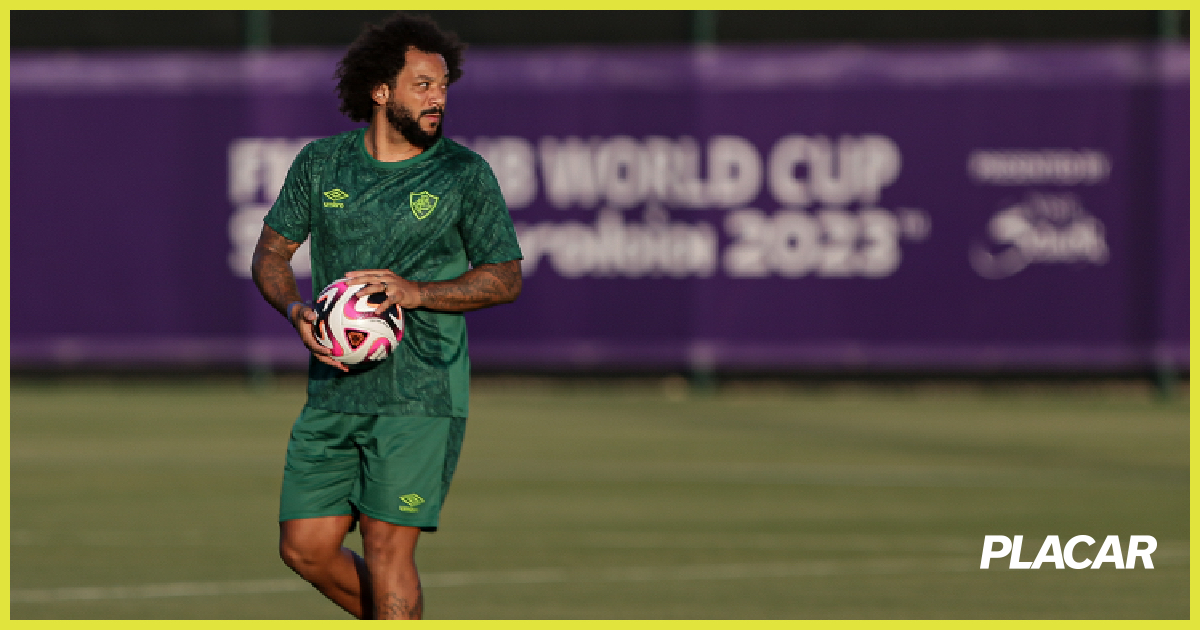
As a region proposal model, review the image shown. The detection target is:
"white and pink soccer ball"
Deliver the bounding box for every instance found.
[311,279,404,366]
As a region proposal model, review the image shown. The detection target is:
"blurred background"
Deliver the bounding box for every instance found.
[9,10,1190,620]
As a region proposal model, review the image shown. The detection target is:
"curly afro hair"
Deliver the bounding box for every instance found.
[334,13,466,123]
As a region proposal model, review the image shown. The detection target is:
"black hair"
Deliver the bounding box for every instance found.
[334,13,465,122]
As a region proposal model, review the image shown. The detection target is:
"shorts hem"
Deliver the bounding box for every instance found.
[354,503,440,532]
[279,510,355,523]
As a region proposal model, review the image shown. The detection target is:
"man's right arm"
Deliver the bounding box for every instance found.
[251,224,347,371]
[251,224,306,319]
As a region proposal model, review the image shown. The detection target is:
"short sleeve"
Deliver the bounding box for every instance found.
[459,161,524,266]
[263,142,315,245]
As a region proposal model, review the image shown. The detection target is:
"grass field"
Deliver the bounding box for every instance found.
[9,375,1190,620]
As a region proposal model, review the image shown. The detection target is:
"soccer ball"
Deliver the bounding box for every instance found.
[311,279,404,366]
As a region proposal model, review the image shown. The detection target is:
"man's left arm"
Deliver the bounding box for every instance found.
[345,259,522,314]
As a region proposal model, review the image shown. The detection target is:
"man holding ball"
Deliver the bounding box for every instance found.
[250,12,522,620]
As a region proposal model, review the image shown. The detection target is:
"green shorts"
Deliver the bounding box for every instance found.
[279,406,467,531]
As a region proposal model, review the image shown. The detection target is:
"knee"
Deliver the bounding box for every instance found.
[278,537,309,572]
[279,535,335,575]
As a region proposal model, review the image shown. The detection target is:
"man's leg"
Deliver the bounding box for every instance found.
[279,515,372,619]
[359,515,423,620]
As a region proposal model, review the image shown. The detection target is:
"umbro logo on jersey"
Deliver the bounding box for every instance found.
[399,493,426,513]
[410,191,440,220]
[323,188,350,208]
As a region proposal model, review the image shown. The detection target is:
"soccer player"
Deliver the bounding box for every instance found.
[250,13,522,620]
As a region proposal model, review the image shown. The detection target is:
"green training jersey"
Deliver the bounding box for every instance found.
[264,129,523,417]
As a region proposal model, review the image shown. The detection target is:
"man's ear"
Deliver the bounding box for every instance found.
[372,83,390,107]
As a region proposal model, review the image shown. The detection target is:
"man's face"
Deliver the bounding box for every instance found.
[384,48,449,149]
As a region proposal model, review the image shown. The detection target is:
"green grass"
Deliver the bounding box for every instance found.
[9,376,1190,619]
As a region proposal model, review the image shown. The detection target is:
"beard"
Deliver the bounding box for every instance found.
[385,100,443,150]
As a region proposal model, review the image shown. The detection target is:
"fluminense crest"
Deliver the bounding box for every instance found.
[409,191,439,220]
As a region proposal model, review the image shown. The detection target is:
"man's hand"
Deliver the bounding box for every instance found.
[252,224,351,373]
[289,302,350,373]
[344,269,422,314]
[343,260,521,315]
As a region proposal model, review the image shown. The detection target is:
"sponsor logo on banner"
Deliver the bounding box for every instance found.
[967,148,1112,280]
[969,192,1110,279]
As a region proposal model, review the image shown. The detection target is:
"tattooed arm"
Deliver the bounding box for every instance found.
[251,224,307,318]
[251,224,348,372]
[344,259,522,314]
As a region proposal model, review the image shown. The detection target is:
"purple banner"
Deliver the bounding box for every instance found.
[10,45,1189,372]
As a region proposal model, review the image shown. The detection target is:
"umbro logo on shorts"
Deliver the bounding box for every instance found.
[399,493,426,513]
